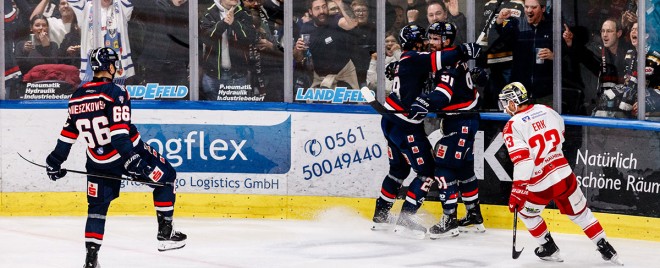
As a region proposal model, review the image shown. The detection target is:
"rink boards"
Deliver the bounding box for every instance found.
[0,101,659,241]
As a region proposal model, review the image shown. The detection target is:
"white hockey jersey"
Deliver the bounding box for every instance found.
[502,105,573,192]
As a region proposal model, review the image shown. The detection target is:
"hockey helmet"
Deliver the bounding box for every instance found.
[427,22,457,46]
[499,82,529,111]
[89,47,119,72]
[398,24,426,50]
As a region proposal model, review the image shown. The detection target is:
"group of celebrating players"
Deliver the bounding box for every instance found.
[369,22,623,265]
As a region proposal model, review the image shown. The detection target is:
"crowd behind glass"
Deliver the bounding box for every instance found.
[3,0,659,121]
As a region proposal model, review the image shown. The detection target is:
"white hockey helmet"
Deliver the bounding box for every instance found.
[498,82,529,112]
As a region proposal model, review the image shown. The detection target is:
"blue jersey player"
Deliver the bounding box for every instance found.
[45,47,186,268]
[371,24,481,238]
[416,22,485,239]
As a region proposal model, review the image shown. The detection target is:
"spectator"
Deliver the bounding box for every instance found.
[349,0,376,87]
[199,0,259,100]
[68,0,135,84]
[4,0,31,99]
[439,0,466,44]
[405,0,426,26]
[366,32,401,94]
[386,1,406,34]
[14,15,59,76]
[567,18,632,117]
[134,0,189,88]
[31,0,75,47]
[58,12,80,67]
[479,0,526,110]
[293,0,359,90]
[328,0,340,16]
[249,0,286,102]
[494,0,555,105]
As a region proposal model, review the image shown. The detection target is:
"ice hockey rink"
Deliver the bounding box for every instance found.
[1,208,658,268]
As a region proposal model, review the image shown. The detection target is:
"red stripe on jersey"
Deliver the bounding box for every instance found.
[4,10,17,23]
[462,188,478,198]
[154,201,173,207]
[431,52,438,72]
[69,93,115,103]
[385,96,407,113]
[110,124,129,131]
[131,133,140,142]
[437,83,454,96]
[87,148,119,160]
[381,188,397,199]
[583,221,604,240]
[528,220,548,238]
[82,81,110,88]
[509,149,530,165]
[60,129,78,139]
[532,157,569,178]
[449,193,459,200]
[406,191,417,200]
[85,232,104,239]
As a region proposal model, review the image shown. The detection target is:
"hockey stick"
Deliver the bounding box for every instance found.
[360,87,491,115]
[476,0,505,45]
[512,206,524,259]
[18,153,171,187]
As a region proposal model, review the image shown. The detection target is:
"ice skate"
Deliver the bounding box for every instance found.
[597,238,623,266]
[535,233,563,262]
[83,244,100,268]
[393,212,427,239]
[371,208,395,231]
[157,219,187,251]
[429,212,459,239]
[458,206,486,233]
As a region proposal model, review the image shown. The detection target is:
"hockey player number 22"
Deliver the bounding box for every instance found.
[528,129,561,164]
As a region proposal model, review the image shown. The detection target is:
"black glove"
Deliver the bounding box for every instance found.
[408,96,431,121]
[385,61,399,80]
[124,153,154,181]
[470,67,488,87]
[459,43,482,60]
[46,154,67,181]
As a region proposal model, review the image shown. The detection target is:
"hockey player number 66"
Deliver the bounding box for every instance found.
[77,117,111,148]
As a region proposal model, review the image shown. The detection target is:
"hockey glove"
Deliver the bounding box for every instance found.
[459,43,482,60]
[618,86,637,111]
[385,61,399,80]
[508,181,529,213]
[408,96,431,121]
[46,154,67,181]
[124,153,155,182]
[470,67,489,87]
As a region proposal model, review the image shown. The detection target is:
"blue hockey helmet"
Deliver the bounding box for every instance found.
[89,47,119,72]
[398,24,426,50]
[427,21,457,46]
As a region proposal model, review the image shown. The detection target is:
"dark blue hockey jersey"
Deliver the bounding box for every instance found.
[54,77,141,168]
[384,47,466,125]
[426,60,480,112]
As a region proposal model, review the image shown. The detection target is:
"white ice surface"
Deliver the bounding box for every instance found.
[0,208,657,268]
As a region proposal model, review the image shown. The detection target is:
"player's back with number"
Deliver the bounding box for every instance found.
[63,80,140,169]
[503,104,571,192]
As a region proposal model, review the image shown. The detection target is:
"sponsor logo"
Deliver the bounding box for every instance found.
[137,117,291,174]
[295,87,368,103]
[458,139,465,147]
[436,145,447,158]
[149,166,164,182]
[412,146,420,154]
[304,139,322,157]
[416,157,424,165]
[522,115,531,122]
[127,83,189,99]
[88,182,98,197]
[407,135,415,143]
[455,152,462,159]
[462,126,469,134]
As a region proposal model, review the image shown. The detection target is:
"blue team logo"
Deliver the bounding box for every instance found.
[137,117,291,174]
[522,116,531,122]
[127,83,189,99]
[295,87,368,103]
[304,139,322,157]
